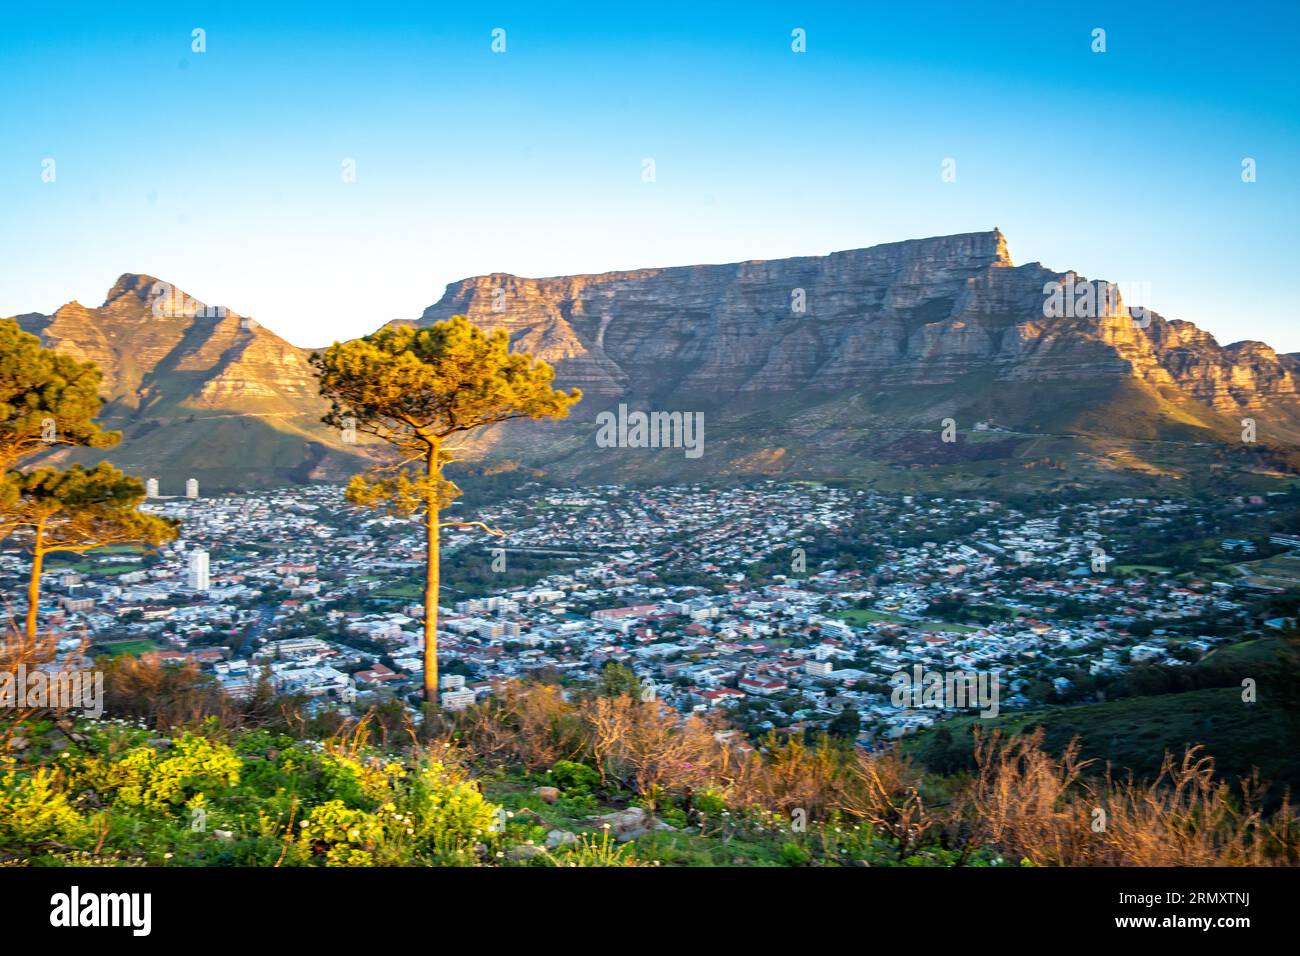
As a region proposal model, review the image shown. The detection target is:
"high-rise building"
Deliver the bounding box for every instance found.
[145,478,159,498]
[187,549,210,591]
[185,478,199,498]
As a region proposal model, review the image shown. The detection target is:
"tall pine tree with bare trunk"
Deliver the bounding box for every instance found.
[11,463,177,642]
[311,317,580,705]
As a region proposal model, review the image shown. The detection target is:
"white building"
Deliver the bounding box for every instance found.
[185,478,199,499]
[440,687,477,711]
[187,549,210,591]
[145,478,159,498]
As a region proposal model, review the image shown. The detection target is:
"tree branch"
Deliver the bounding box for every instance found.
[438,521,506,537]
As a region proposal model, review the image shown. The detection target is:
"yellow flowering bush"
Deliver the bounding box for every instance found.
[319,751,406,806]
[297,799,394,866]
[295,759,499,864]
[85,734,242,811]
[0,761,87,844]
[1,724,504,866]
[405,760,499,857]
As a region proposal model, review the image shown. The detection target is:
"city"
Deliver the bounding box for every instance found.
[9,477,1295,746]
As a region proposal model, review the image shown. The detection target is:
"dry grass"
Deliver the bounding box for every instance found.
[454,683,587,771]
[945,728,1299,865]
[451,686,1300,866]
[1,616,77,748]
[583,695,724,809]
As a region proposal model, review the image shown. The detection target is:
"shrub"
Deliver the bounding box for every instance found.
[297,800,394,867]
[84,733,242,812]
[547,830,644,867]
[692,789,728,816]
[0,761,87,845]
[779,842,811,867]
[549,760,600,794]
[318,751,407,808]
[404,760,499,859]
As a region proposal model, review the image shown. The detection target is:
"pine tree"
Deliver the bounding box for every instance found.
[0,318,118,470]
[311,317,581,703]
[11,463,177,642]
[1,317,120,545]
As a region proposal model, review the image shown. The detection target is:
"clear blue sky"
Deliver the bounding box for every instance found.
[2,1,1296,349]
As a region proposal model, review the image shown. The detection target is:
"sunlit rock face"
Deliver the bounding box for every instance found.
[12,275,361,490]
[409,229,1299,414]
[399,230,1300,486]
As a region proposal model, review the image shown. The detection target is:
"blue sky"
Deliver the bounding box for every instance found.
[1,1,1296,349]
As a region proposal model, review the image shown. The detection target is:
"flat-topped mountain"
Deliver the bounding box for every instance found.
[10,231,1300,491]
[400,230,1300,489]
[409,230,1297,410]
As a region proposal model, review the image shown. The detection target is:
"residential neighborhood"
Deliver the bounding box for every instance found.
[4,480,1295,745]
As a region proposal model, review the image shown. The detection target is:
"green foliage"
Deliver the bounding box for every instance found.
[779,842,811,866]
[0,760,89,844]
[828,706,861,740]
[597,661,641,699]
[0,722,511,867]
[297,800,389,867]
[653,801,688,829]
[0,317,118,471]
[403,760,500,859]
[82,733,242,812]
[283,751,501,865]
[311,316,582,521]
[692,789,728,816]
[12,462,177,553]
[345,470,461,520]
[547,830,643,867]
[315,752,407,807]
[1,324,168,641]
[312,318,581,448]
[548,760,601,794]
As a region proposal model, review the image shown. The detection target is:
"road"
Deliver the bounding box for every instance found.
[237,604,278,658]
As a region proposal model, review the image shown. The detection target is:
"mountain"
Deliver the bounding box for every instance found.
[400,229,1300,491]
[11,275,364,490]
[9,230,1300,492]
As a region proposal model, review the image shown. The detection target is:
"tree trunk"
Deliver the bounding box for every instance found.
[25,521,46,644]
[423,445,440,704]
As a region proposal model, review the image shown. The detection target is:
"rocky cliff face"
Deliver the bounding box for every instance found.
[402,229,1300,488]
[18,274,325,415]
[411,230,1299,414]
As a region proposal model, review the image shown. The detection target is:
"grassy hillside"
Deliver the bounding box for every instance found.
[906,634,1300,802]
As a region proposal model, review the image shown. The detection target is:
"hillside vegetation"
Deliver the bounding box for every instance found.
[906,633,1300,803]
[2,665,1297,868]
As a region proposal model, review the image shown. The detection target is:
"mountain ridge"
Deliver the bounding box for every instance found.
[9,230,1300,491]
